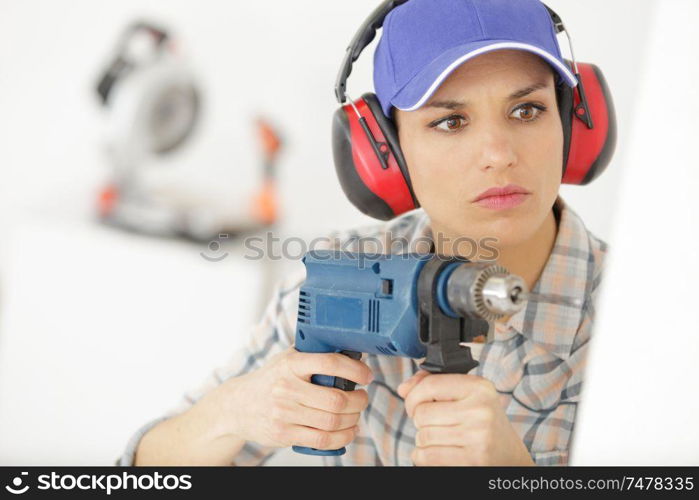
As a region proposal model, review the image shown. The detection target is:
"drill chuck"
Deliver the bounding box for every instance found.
[445,263,528,321]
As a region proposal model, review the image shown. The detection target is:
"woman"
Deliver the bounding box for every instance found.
[121,0,609,466]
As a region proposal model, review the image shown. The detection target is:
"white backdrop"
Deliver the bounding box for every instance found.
[572,0,699,465]
[0,0,658,465]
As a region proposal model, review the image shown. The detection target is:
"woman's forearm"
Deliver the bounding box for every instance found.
[133,388,246,466]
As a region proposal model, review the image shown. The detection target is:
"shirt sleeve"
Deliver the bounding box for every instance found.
[116,264,306,466]
[531,449,570,466]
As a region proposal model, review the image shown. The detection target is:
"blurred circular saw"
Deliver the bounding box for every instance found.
[97,21,200,171]
[94,21,283,242]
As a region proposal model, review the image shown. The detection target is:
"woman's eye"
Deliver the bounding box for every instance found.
[511,103,546,122]
[435,116,467,132]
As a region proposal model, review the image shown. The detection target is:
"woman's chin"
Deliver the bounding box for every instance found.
[431,203,542,252]
[466,217,538,249]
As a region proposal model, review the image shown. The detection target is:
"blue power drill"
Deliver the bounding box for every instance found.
[292,249,528,456]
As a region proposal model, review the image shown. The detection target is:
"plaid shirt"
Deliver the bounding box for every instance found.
[119,195,607,466]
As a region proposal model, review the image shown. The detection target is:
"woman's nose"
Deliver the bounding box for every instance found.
[475,125,518,173]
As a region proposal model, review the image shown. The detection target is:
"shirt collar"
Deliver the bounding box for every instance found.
[411,195,592,360]
[506,196,593,359]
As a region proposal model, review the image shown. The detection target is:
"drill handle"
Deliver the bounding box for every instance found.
[293,350,362,457]
[310,350,362,391]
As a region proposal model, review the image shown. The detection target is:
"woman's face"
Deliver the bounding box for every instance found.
[394,49,563,250]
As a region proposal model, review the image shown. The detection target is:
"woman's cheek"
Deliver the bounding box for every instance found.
[413,162,461,217]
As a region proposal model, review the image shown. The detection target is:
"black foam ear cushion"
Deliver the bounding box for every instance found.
[556,82,574,179]
[361,93,419,208]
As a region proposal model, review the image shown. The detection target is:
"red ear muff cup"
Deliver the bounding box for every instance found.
[562,62,617,185]
[331,93,417,220]
[362,93,419,208]
[332,107,395,220]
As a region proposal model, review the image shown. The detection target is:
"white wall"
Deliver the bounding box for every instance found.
[572,0,699,465]
[0,0,656,465]
[550,0,656,241]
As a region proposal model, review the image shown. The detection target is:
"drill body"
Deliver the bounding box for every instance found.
[296,250,430,360]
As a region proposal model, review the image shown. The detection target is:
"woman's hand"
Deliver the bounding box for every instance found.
[397,370,535,466]
[205,347,373,451]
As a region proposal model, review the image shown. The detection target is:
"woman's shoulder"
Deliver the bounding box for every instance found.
[587,230,608,287]
[557,197,608,284]
[274,208,428,285]
[555,199,609,352]
[323,208,430,255]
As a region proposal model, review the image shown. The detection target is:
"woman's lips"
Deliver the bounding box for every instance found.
[473,184,531,210]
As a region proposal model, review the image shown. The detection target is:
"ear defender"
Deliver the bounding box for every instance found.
[332,93,418,221]
[559,61,617,185]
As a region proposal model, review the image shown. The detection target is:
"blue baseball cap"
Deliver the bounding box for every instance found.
[373,0,578,117]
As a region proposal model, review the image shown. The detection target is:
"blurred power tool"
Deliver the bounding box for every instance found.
[94,21,283,241]
[96,21,200,180]
[292,250,527,456]
[249,118,282,227]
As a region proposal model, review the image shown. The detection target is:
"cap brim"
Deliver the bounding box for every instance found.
[390,40,578,114]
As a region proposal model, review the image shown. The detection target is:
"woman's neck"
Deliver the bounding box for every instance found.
[432,208,559,294]
[495,209,558,293]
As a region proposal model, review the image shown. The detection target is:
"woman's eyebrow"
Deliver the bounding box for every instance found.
[424,99,465,110]
[507,81,549,100]
[424,81,549,110]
